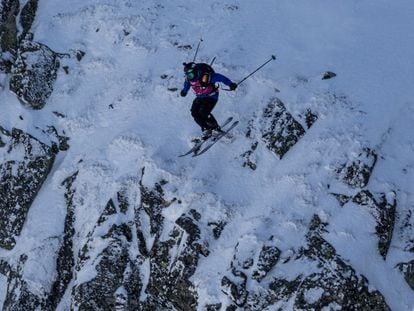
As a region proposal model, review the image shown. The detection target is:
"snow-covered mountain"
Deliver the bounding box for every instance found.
[1,0,414,310]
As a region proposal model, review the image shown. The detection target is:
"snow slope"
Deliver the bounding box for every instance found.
[1,0,414,310]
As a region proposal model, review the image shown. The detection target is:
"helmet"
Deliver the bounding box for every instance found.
[183,62,196,80]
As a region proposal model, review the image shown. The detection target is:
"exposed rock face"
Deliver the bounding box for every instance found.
[0,126,56,250]
[72,196,141,310]
[332,146,396,260]
[252,239,281,282]
[397,260,414,290]
[245,216,390,311]
[1,0,59,109]
[47,172,78,310]
[10,40,60,109]
[0,255,45,311]
[143,209,204,310]
[19,0,38,40]
[260,98,305,159]
[337,148,377,188]
[242,97,307,169]
[353,190,396,259]
[0,0,19,53]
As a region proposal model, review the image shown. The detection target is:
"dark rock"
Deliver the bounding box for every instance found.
[331,193,352,206]
[296,215,390,310]
[352,190,396,259]
[260,98,305,159]
[305,108,318,129]
[246,215,390,310]
[10,40,60,109]
[144,233,199,310]
[52,111,66,118]
[117,189,129,214]
[0,127,55,249]
[146,212,210,309]
[42,125,70,151]
[337,147,377,188]
[1,255,45,310]
[19,0,38,40]
[75,50,85,61]
[241,141,258,170]
[205,303,222,311]
[136,171,199,310]
[72,197,140,310]
[97,198,117,225]
[397,260,414,290]
[322,71,337,80]
[138,167,173,236]
[221,270,248,307]
[0,0,19,52]
[47,172,78,309]
[177,44,192,50]
[208,221,227,239]
[252,241,281,282]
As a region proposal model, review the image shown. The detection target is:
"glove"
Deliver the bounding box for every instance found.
[180,90,187,97]
[229,82,237,91]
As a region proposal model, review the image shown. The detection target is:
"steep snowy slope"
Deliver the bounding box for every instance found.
[1,0,414,310]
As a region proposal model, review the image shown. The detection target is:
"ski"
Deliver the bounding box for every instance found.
[193,120,239,157]
[178,117,233,157]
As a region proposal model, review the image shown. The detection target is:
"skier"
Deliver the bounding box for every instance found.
[180,62,237,139]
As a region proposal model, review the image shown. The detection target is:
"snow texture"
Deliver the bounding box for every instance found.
[1,0,414,310]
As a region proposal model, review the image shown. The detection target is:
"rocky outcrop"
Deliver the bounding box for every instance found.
[47,172,78,310]
[336,147,377,188]
[332,146,396,259]
[1,0,61,109]
[260,98,305,159]
[0,126,56,250]
[0,0,38,59]
[142,209,205,310]
[245,216,390,311]
[10,39,60,109]
[397,260,414,290]
[0,0,19,53]
[241,97,307,169]
[353,190,396,259]
[19,0,38,40]
[72,196,141,310]
[0,255,45,310]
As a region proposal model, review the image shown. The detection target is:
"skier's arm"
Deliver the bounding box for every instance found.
[181,80,190,97]
[212,73,237,90]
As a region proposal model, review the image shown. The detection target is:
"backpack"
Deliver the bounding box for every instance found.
[194,63,215,87]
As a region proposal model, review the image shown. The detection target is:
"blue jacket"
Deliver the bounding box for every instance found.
[182,72,233,99]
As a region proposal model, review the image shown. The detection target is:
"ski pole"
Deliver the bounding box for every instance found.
[236,55,276,86]
[192,38,203,62]
[210,56,216,66]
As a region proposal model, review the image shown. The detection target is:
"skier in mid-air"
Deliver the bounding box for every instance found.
[180,62,237,140]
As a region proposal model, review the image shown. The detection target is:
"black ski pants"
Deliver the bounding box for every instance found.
[191,97,219,131]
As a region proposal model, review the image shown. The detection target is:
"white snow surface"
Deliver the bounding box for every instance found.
[1,0,414,310]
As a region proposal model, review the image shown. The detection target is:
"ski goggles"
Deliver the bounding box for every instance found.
[185,70,195,80]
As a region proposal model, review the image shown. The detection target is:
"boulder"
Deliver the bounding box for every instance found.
[10,40,60,109]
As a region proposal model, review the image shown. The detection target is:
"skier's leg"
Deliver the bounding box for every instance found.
[191,98,207,131]
[199,97,219,130]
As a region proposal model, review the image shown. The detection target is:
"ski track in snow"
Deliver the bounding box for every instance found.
[1,0,414,309]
